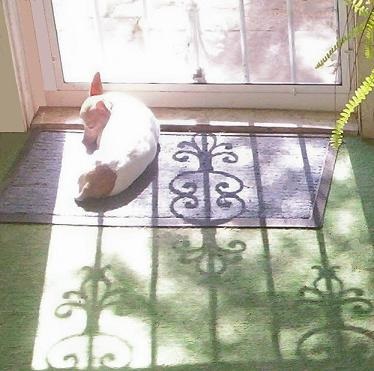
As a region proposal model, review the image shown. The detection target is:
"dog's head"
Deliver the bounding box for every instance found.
[80,72,112,153]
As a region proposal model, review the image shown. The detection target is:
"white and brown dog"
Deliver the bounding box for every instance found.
[76,72,159,201]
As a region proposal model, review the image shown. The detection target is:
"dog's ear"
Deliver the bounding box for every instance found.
[90,72,103,96]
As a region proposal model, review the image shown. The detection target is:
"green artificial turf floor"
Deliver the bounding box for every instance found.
[0,132,373,370]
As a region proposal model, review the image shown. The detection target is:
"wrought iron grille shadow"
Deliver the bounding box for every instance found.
[252,137,374,368]
[250,134,331,227]
[169,133,246,226]
[168,133,332,228]
[298,136,319,226]
[296,230,374,369]
[169,133,248,363]
[39,134,373,370]
[167,134,335,367]
[45,216,133,369]
[42,217,374,370]
[44,158,161,370]
[173,227,246,363]
[172,229,374,369]
[250,136,282,360]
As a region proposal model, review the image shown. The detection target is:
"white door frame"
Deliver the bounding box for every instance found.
[1,0,47,131]
[2,0,33,127]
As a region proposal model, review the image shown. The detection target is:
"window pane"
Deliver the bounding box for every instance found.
[52,0,340,84]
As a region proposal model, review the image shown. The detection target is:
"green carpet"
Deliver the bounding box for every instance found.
[0,132,373,370]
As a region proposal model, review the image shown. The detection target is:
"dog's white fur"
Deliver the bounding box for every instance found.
[76,73,159,201]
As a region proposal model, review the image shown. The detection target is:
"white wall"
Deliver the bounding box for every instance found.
[0,0,26,132]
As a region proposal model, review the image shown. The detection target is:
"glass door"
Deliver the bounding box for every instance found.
[32,0,351,110]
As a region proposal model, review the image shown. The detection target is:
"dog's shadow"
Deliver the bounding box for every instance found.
[76,154,159,213]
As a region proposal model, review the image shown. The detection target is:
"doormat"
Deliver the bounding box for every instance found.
[0,130,337,228]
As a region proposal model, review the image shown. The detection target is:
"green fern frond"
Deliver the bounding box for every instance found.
[364,44,373,58]
[315,22,365,68]
[346,0,371,15]
[331,68,374,148]
[364,10,374,58]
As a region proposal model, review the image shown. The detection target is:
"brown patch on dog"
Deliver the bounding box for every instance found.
[77,165,117,200]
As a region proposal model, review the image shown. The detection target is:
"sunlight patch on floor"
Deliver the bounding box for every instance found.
[333,153,354,182]
[102,227,153,282]
[31,226,215,370]
[32,226,99,370]
[51,133,89,219]
[29,143,374,370]
[327,146,371,241]
[32,226,156,369]
[334,209,357,235]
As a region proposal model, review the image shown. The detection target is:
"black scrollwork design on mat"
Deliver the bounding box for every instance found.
[169,133,245,226]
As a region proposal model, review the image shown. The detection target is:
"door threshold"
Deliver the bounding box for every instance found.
[32,106,359,135]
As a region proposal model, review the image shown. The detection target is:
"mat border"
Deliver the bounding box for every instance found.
[0,129,337,229]
[0,129,41,197]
